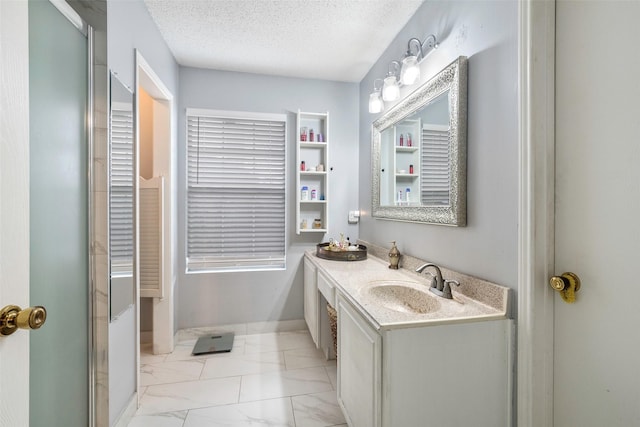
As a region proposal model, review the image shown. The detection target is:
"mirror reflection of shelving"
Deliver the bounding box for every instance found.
[296,110,329,234]
[394,118,420,206]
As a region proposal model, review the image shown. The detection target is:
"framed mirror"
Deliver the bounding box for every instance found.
[372,56,468,225]
[109,72,135,320]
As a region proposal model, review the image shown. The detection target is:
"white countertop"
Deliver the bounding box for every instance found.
[305,251,509,331]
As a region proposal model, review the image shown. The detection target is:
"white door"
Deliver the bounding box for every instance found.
[554,1,640,425]
[1,1,90,425]
[0,2,31,425]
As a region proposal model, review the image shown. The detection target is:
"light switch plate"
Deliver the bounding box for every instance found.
[348,211,360,224]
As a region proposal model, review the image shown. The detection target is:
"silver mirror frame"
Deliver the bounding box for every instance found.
[372,56,468,225]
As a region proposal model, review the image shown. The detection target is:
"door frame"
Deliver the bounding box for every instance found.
[517,1,556,426]
[134,49,175,373]
[59,1,108,425]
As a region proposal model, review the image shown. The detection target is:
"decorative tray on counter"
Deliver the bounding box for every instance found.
[316,243,367,261]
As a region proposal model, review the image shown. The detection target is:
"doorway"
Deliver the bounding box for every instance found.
[135,51,175,363]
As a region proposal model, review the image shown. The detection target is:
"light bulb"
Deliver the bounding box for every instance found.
[401,55,420,85]
[382,75,399,101]
[368,91,384,113]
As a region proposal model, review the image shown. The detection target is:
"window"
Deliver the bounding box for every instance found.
[421,124,450,206]
[186,109,287,272]
[109,106,134,275]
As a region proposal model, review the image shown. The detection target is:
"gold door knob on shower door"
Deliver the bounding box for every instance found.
[549,272,581,303]
[0,305,47,336]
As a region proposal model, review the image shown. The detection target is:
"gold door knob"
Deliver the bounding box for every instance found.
[0,305,47,336]
[549,272,581,303]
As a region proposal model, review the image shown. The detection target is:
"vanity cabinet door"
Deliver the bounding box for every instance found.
[337,294,381,427]
[303,257,319,347]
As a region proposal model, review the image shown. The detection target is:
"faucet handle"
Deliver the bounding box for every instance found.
[442,280,460,299]
[423,272,437,288]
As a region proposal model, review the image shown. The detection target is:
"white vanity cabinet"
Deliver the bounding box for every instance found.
[304,252,513,427]
[380,318,513,427]
[336,289,513,427]
[303,256,319,347]
[337,294,382,427]
[304,256,337,357]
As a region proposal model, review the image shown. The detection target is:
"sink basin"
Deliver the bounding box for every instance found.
[365,282,441,314]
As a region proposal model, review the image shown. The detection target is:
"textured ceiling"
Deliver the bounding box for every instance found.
[143,0,425,82]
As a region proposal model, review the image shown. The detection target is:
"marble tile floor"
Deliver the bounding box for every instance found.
[128,330,347,427]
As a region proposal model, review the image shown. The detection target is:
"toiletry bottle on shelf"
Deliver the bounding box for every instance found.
[300,161,305,171]
[399,134,404,147]
[311,189,317,200]
[309,128,314,142]
[405,187,411,203]
[409,164,414,174]
[407,133,412,147]
[301,186,309,201]
[397,190,403,205]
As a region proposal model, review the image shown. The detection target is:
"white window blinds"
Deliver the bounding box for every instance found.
[109,108,134,274]
[186,110,287,272]
[421,124,451,206]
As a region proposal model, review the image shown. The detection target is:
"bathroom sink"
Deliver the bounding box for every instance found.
[365,281,441,314]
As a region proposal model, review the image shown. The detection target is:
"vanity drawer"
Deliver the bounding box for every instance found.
[317,270,335,307]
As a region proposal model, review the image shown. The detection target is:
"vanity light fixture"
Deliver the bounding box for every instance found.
[382,61,401,102]
[400,53,420,86]
[369,34,438,114]
[368,79,385,113]
[400,35,439,86]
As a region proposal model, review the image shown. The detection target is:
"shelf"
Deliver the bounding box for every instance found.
[300,141,328,148]
[396,146,419,152]
[297,110,329,236]
[395,174,419,178]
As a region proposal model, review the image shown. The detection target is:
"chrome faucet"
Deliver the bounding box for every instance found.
[416,263,444,292]
[416,263,460,299]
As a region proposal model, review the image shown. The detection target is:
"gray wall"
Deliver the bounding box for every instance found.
[107,0,178,92]
[107,0,179,424]
[178,68,359,328]
[359,1,519,292]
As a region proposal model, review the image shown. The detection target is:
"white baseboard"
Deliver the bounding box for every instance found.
[175,319,307,343]
[113,391,138,427]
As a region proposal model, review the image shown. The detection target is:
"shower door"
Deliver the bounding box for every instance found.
[29,1,90,425]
